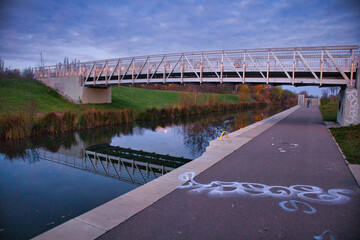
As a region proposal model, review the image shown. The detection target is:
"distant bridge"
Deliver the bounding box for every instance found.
[36,45,359,87]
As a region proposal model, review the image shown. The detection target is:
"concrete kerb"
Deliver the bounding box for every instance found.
[32,105,300,240]
[348,165,360,187]
[33,219,106,240]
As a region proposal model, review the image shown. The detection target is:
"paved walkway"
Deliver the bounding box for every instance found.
[98,106,360,240]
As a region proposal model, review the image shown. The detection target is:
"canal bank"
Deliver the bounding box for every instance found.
[34,106,360,240]
[1,106,284,239]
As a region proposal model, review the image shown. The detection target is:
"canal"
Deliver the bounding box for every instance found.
[0,106,286,239]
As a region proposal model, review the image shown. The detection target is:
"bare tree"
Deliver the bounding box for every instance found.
[22,67,34,79]
[298,90,308,97]
[0,58,4,76]
[329,87,340,102]
[321,88,330,98]
[4,68,21,78]
[329,87,339,97]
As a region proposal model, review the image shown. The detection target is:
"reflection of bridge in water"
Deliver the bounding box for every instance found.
[36,145,192,185]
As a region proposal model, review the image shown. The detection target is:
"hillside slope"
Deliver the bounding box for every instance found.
[1,78,239,116]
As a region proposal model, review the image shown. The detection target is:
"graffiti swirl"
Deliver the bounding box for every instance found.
[177,172,354,204]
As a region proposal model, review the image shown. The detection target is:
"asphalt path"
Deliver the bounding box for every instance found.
[98,106,360,240]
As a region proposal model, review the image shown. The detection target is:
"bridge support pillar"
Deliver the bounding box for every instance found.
[298,94,305,105]
[337,68,359,126]
[82,86,112,104]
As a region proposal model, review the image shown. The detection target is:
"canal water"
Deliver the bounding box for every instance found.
[0,106,286,239]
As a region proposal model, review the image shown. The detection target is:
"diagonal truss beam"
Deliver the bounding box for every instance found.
[184,55,200,79]
[109,158,120,178]
[203,55,220,79]
[108,60,120,81]
[97,154,108,174]
[247,53,265,78]
[166,55,182,79]
[96,61,107,82]
[121,59,134,82]
[224,53,243,80]
[119,158,133,182]
[135,57,149,80]
[85,63,95,83]
[86,152,97,171]
[296,51,319,79]
[150,56,165,79]
[271,52,291,79]
[325,50,349,81]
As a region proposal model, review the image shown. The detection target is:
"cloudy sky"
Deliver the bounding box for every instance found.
[0,0,359,94]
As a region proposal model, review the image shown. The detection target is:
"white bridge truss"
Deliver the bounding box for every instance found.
[36,149,174,185]
[35,45,360,87]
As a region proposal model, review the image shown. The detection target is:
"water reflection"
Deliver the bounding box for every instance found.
[35,144,191,185]
[0,105,284,162]
[0,105,286,239]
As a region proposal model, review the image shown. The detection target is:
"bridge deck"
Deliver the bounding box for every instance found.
[35,45,360,87]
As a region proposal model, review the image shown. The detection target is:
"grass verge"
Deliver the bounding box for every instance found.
[330,125,360,164]
[320,98,360,164]
[319,99,338,122]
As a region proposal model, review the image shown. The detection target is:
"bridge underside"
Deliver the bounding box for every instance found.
[84,71,353,87]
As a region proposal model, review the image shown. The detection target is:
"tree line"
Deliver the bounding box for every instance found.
[0,58,34,79]
[0,57,80,79]
[134,83,298,107]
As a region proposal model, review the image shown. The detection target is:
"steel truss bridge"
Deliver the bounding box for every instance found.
[35,45,359,87]
[36,146,191,185]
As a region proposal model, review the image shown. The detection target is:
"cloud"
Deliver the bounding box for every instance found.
[0,0,359,69]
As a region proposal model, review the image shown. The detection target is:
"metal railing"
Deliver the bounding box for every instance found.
[35,45,360,87]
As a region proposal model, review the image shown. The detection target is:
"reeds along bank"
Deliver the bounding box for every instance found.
[0,102,263,140]
[0,108,134,139]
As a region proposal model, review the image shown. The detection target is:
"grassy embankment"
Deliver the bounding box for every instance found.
[0,78,239,116]
[0,78,253,139]
[319,98,360,164]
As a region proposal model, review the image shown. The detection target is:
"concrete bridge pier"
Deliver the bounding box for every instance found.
[37,76,111,104]
[83,86,111,104]
[337,68,360,126]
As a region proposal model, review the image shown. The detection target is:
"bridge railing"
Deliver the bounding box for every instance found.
[35,45,360,86]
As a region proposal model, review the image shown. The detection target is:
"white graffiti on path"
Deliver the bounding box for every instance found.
[279,200,316,214]
[345,89,359,124]
[177,172,354,204]
[313,229,336,240]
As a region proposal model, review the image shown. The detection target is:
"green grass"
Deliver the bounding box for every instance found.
[0,78,80,116]
[0,78,240,116]
[88,87,239,110]
[87,86,180,110]
[319,97,360,164]
[319,99,338,122]
[330,125,360,164]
